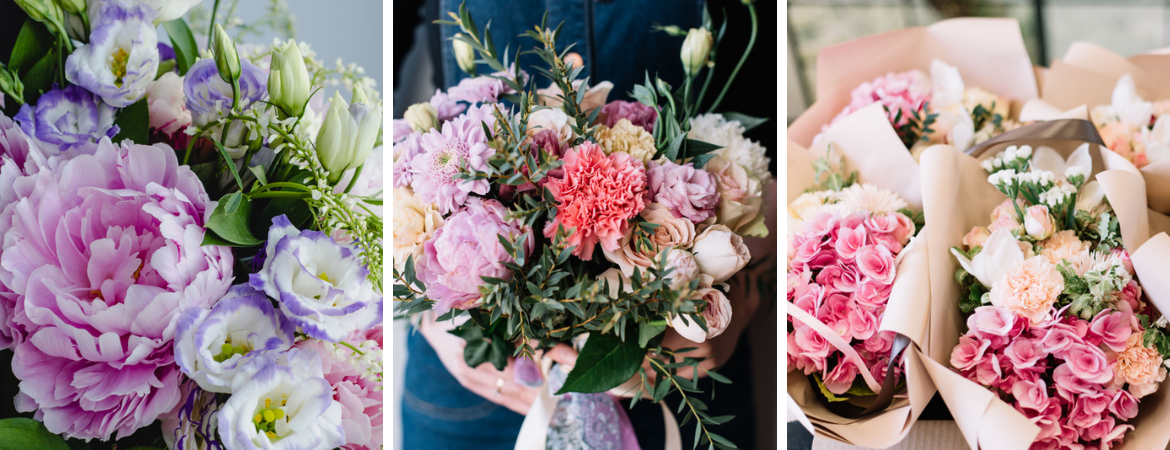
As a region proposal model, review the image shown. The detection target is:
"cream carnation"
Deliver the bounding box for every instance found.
[595,118,656,162]
[1039,230,1090,266]
[1115,333,1167,398]
[709,155,767,236]
[989,257,1063,325]
[392,187,444,272]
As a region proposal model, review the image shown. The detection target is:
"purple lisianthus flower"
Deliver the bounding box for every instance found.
[160,380,222,450]
[174,285,296,393]
[430,88,466,122]
[65,1,160,107]
[218,349,345,450]
[647,159,720,223]
[409,104,497,214]
[392,131,422,188]
[157,43,176,63]
[602,100,658,133]
[415,197,534,315]
[250,215,381,343]
[1,138,234,440]
[184,58,267,156]
[14,85,119,150]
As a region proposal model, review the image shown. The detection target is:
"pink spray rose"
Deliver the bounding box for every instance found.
[854,244,896,285]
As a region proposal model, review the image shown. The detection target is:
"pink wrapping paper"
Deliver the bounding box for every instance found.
[788,18,1039,148]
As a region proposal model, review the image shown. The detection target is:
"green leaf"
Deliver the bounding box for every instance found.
[0,418,69,450]
[664,132,687,161]
[556,331,646,394]
[684,139,722,158]
[112,98,150,144]
[248,164,269,185]
[20,49,56,106]
[631,84,657,108]
[690,153,716,169]
[162,19,199,76]
[721,112,768,132]
[9,20,53,76]
[205,192,263,247]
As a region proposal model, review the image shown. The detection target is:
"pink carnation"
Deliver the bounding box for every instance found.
[601,100,657,132]
[543,141,648,260]
[297,327,384,450]
[1,138,233,440]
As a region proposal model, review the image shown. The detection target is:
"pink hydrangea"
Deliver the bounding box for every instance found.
[297,327,384,450]
[543,141,648,260]
[415,198,534,315]
[409,105,497,214]
[646,159,719,223]
[601,100,657,132]
[831,70,931,140]
[0,138,233,440]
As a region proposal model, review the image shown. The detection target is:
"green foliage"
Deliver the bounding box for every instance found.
[112,99,150,144]
[203,192,264,247]
[953,246,988,315]
[556,331,646,394]
[0,418,69,450]
[162,19,199,75]
[808,146,857,193]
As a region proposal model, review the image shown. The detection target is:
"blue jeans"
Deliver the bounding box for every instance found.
[401,328,526,449]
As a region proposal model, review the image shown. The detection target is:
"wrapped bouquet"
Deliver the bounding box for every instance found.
[392,2,769,449]
[0,1,383,448]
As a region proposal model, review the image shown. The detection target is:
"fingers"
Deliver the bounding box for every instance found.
[545,343,578,366]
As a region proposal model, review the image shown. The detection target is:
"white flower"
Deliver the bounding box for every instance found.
[1032,144,1092,181]
[664,248,700,290]
[670,275,733,344]
[687,113,772,184]
[1141,114,1170,165]
[835,183,908,216]
[1110,74,1154,127]
[218,349,345,450]
[140,0,202,22]
[951,226,1026,287]
[690,225,750,283]
[526,107,575,147]
[174,286,297,394]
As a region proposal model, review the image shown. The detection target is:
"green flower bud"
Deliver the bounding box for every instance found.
[316,87,382,184]
[680,28,713,77]
[55,0,84,15]
[268,40,312,117]
[212,24,241,84]
[452,33,476,75]
[15,0,63,25]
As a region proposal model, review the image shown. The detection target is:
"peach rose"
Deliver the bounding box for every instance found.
[963,226,991,249]
[603,203,696,276]
[671,275,733,343]
[1024,205,1055,240]
[709,155,768,236]
[1115,333,1167,398]
[989,198,1023,232]
[989,257,1063,325]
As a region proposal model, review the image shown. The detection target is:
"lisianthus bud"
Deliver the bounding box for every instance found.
[453,33,476,75]
[268,40,311,117]
[680,28,713,76]
[15,0,63,25]
[404,103,438,132]
[55,0,84,15]
[211,24,241,84]
[316,87,382,184]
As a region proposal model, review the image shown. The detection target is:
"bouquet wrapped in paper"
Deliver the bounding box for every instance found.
[392,2,771,449]
[919,122,1170,450]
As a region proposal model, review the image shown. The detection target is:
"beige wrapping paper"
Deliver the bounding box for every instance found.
[787,18,1038,148]
[1035,42,1170,214]
[919,133,1170,449]
[786,103,935,448]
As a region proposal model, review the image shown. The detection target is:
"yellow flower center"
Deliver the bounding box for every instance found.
[318,271,333,285]
[110,48,130,87]
[212,336,252,363]
[253,396,290,439]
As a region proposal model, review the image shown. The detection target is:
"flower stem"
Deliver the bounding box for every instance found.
[207,0,222,49]
[705,3,756,113]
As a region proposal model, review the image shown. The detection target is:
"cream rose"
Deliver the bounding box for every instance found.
[989,257,1063,325]
[1024,205,1054,240]
[526,107,575,147]
[603,203,695,276]
[708,155,768,237]
[963,226,990,249]
[597,267,633,298]
[664,249,700,290]
[671,275,733,343]
[594,118,656,162]
[392,187,444,272]
[690,225,750,283]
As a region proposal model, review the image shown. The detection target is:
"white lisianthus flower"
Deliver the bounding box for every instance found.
[218,349,345,450]
[65,1,160,107]
[687,113,772,184]
[951,226,1026,287]
[690,225,750,283]
[250,215,381,342]
[174,286,297,393]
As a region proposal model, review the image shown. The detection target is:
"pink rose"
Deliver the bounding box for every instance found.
[1011,378,1051,412]
[1089,310,1134,352]
[787,331,822,374]
[855,244,896,285]
[871,232,904,254]
[974,354,1003,385]
[816,293,852,335]
[1065,344,1113,384]
[834,224,867,261]
[863,331,895,354]
[823,360,860,395]
[792,326,830,371]
[1080,416,1115,442]
[968,306,1016,337]
[839,211,867,230]
[1041,327,1080,357]
[963,226,991,249]
[989,198,1023,232]
[1004,338,1046,369]
[951,335,991,370]
[1110,389,1139,420]
[790,282,823,316]
[891,213,916,243]
[804,212,839,238]
[1024,205,1055,240]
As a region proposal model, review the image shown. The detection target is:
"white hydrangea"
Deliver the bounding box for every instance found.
[687,113,772,184]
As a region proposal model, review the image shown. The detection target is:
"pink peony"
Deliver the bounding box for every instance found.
[415,198,533,315]
[447,76,505,104]
[543,142,647,260]
[1,138,233,440]
[645,159,719,223]
[602,100,657,132]
[409,105,496,214]
[297,327,384,450]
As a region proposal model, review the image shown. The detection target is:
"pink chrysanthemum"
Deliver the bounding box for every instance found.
[544,142,648,260]
[409,105,497,214]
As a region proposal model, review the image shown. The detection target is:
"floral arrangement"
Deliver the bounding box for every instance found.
[786,153,922,400]
[1090,74,1170,168]
[951,144,1170,449]
[825,59,1017,154]
[392,2,769,448]
[0,0,382,448]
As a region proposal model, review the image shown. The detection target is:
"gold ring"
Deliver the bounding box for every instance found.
[494,377,505,396]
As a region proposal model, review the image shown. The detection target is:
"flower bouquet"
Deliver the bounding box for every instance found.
[918,126,1170,449]
[0,1,383,448]
[786,100,935,448]
[392,2,770,449]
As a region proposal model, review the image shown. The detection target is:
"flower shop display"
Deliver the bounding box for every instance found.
[392,2,770,449]
[0,1,383,449]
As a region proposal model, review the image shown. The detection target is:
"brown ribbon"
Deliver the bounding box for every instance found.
[820,334,910,419]
[966,119,1105,158]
